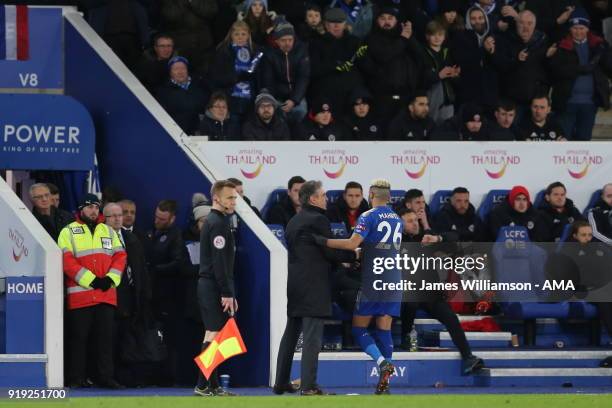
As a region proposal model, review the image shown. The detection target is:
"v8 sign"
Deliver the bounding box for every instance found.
[0,7,63,90]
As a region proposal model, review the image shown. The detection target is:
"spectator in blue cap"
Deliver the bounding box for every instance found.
[156,56,208,135]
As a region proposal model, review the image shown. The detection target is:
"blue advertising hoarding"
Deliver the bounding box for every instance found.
[0,7,63,90]
[5,276,44,354]
[0,94,95,170]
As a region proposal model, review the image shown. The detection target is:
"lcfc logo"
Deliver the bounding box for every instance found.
[225,149,276,179]
[389,149,440,179]
[9,228,29,262]
[553,150,602,179]
[309,149,359,179]
[471,150,520,179]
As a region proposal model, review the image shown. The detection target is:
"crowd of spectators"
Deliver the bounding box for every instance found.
[72,0,612,141]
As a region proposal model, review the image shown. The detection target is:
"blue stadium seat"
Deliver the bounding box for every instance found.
[583,189,602,215]
[261,188,287,220]
[533,189,546,209]
[429,189,453,216]
[267,224,287,248]
[477,189,510,221]
[326,190,343,204]
[330,222,349,238]
[556,224,573,251]
[493,226,569,344]
[389,189,406,205]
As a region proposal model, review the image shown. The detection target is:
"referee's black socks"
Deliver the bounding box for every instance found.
[196,342,211,389]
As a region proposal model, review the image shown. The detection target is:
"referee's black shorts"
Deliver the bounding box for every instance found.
[198,277,229,331]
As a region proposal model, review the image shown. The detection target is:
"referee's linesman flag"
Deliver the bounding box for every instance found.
[194,318,247,379]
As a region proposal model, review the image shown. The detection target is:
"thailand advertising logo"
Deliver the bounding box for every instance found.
[9,228,29,262]
[309,149,359,179]
[471,150,520,179]
[389,149,440,179]
[552,149,603,179]
[225,149,277,179]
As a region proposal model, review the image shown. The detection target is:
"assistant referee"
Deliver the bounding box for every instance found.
[194,180,238,397]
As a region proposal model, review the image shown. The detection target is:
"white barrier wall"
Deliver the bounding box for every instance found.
[193,141,612,211]
[0,176,63,387]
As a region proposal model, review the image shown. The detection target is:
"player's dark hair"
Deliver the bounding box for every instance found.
[409,91,428,105]
[570,219,591,239]
[404,189,424,203]
[210,180,237,199]
[497,98,516,112]
[545,181,566,195]
[288,176,306,190]
[532,94,551,106]
[344,181,363,192]
[157,199,178,215]
[227,177,243,186]
[46,183,59,195]
[452,187,469,196]
[397,207,415,217]
[299,180,323,207]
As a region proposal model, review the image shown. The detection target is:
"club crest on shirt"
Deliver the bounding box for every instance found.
[237,48,251,63]
[213,235,226,249]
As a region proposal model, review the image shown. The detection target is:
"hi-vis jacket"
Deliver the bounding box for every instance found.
[58,216,126,310]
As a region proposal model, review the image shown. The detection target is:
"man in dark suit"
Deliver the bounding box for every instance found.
[104,202,152,386]
[30,183,74,241]
[119,199,146,243]
[273,180,355,396]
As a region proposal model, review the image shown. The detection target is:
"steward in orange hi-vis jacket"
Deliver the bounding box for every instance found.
[58,194,126,389]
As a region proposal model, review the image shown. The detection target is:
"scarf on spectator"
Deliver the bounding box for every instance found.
[171,77,191,90]
[232,44,253,99]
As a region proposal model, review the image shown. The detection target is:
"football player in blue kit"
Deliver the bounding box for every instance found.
[315,179,403,394]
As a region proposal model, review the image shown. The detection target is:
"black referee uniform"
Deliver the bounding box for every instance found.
[199,209,236,330]
[195,208,235,391]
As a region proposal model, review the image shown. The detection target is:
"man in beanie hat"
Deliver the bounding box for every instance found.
[360,5,421,122]
[309,6,364,118]
[58,194,126,389]
[342,86,384,140]
[295,98,347,140]
[487,185,550,241]
[242,89,291,140]
[432,103,492,140]
[262,18,311,126]
[156,56,207,135]
[550,7,612,140]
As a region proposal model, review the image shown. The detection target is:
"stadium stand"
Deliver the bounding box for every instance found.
[3,3,612,394]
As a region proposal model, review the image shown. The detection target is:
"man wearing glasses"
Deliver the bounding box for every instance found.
[30,183,74,241]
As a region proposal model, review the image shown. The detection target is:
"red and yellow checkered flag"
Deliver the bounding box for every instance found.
[194,318,247,379]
